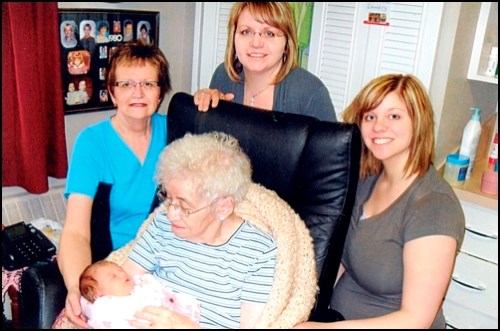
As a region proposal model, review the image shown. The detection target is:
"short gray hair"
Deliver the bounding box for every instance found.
[155,132,252,202]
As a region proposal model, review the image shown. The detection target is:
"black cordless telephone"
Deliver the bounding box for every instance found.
[2,222,56,271]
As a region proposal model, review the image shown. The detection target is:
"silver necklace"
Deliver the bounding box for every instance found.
[248,85,270,107]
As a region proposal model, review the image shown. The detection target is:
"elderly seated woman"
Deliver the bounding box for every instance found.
[124,131,279,329]
[55,131,317,329]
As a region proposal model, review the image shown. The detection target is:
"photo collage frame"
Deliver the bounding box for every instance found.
[59,9,159,114]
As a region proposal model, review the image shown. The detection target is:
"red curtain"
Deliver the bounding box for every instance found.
[2,2,68,194]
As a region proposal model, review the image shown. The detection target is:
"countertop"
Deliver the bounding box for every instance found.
[445,116,498,211]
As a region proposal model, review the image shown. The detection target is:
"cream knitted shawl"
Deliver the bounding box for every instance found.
[55,183,317,329]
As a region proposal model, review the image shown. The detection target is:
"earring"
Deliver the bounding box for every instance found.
[283,54,287,63]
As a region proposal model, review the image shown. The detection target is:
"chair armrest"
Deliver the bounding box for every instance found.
[309,307,345,322]
[19,260,67,329]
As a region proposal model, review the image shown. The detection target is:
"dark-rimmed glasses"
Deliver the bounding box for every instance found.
[112,81,159,90]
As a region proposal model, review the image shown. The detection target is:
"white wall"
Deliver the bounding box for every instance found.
[2,2,196,197]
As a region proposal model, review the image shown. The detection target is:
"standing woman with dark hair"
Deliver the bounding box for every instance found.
[58,41,171,328]
[194,2,336,122]
[138,23,151,45]
[96,21,110,43]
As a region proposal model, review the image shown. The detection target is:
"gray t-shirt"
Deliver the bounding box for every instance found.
[330,166,465,329]
[209,63,337,122]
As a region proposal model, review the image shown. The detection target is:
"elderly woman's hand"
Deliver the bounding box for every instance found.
[193,88,234,112]
[130,306,201,329]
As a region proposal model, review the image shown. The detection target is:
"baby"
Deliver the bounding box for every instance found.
[65,82,78,106]
[68,51,89,75]
[79,260,200,329]
[75,80,89,104]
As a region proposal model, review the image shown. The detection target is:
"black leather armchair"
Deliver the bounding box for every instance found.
[19,92,360,328]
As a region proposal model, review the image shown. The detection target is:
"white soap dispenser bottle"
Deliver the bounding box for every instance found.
[459,107,482,180]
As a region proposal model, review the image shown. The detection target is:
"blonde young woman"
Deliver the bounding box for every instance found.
[296,74,465,329]
[194,2,336,122]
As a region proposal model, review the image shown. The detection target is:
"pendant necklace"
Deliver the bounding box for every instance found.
[248,85,270,107]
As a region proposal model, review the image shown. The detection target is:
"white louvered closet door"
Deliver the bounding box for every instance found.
[308,2,443,119]
[192,2,234,92]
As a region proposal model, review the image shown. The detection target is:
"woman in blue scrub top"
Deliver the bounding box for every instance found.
[58,41,171,328]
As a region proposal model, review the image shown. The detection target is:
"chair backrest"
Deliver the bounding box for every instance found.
[167,92,361,320]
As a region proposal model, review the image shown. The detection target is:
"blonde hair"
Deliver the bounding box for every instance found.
[342,73,435,179]
[224,2,298,84]
[155,132,252,202]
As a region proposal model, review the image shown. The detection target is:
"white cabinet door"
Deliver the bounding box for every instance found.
[443,295,498,329]
[460,200,498,263]
[443,200,498,329]
[443,252,498,329]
